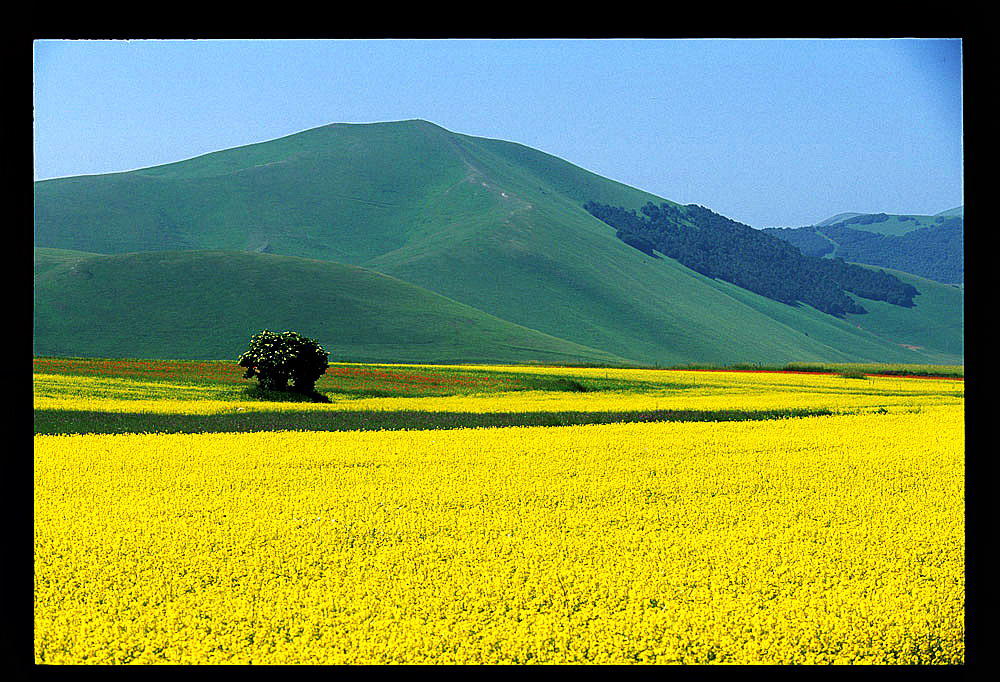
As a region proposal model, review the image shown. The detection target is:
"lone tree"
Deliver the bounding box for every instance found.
[238,330,330,395]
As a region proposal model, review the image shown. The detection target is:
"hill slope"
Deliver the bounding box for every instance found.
[33,249,631,365]
[33,120,963,365]
[843,267,963,363]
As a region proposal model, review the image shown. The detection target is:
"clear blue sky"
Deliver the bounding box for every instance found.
[32,38,963,228]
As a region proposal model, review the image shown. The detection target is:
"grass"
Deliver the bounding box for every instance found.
[33,250,628,366]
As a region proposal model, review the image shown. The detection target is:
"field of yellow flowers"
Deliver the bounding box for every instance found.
[33,362,964,664]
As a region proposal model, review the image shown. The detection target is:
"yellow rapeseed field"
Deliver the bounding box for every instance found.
[33,367,964,664]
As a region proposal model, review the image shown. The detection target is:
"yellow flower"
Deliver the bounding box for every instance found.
[34,367,964,664]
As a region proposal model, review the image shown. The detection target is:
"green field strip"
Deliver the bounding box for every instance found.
[34,407,837,436]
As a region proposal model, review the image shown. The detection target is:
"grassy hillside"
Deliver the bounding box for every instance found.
[825,213,943,237]
[812,209,962,236]
[843,267,964,362]
[33,120,964,365]
[363,128,963,365]
[33,249,631,365]
[32,247,101,276]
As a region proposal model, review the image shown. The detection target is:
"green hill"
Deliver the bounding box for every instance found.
[814,211,957,237]
[33,249,631,365]
[33,120,963,365]
[935,206,964,218]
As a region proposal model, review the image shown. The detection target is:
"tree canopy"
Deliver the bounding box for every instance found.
[584,201,919,317]
[238,330,330,395]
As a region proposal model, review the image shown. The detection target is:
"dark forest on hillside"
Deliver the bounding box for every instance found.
[585,201,919,317]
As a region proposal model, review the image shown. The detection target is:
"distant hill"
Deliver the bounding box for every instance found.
[763,209,964,285]
[33,120,964,365]
[810,211,948,236]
